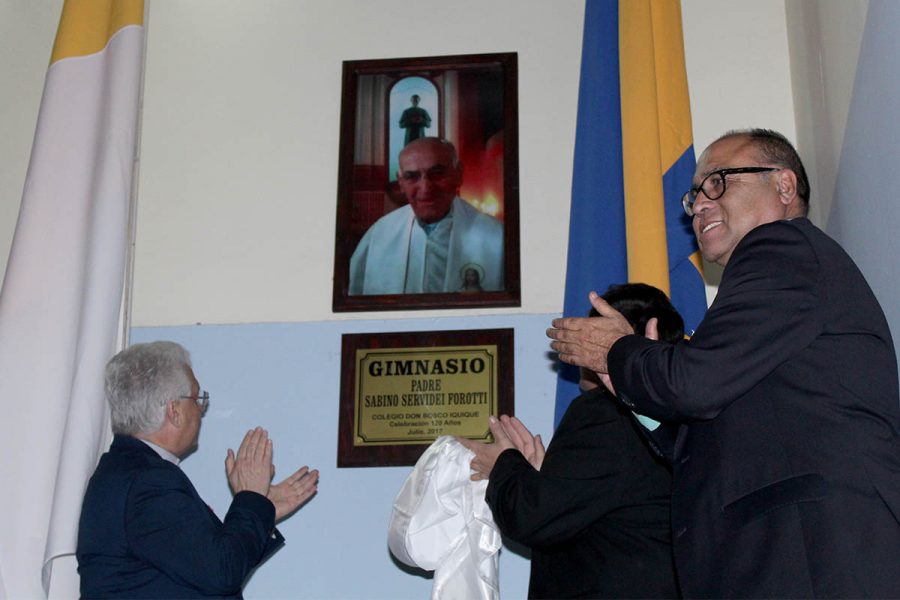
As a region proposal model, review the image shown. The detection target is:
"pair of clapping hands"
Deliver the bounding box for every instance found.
[457,415,545,482]
[225,427,319,521]
[457,292,664,482]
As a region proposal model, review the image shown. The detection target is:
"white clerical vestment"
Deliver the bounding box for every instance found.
[349,198,503,295]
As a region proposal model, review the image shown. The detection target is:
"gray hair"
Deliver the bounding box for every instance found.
[717,128,811,213]
[105,341,192,435]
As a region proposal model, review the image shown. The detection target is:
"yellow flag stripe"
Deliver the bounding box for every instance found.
[51,0,143,65]
[652,0,704,280]
[688,250,704,274]
[620,0,670,294]
[650,0,693,172]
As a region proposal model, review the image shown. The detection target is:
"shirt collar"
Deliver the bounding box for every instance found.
[138,438,181,465]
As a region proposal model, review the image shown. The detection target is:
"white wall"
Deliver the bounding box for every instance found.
[132,0,803,327]
[786,0,869,227]
[0,0,64,284]
[132,0,586,326]
[0,1,807,325]
[682,0,798,291]
[683,0,797,155]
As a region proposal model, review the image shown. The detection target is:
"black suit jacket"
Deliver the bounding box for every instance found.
[77,435,284,598]
[610,218,900,598]
[486,388,678,599]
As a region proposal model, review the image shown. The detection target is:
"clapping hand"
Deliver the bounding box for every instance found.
[225,427,273,497]
[267,465,319,522]
[457,415,546,481]
[498,415,545,471]
[457,417,514,481]
[226,427,319,521]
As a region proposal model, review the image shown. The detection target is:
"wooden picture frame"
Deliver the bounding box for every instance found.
[332,53,520,312]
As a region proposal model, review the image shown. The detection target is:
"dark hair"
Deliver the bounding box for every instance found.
[719,128,810,211]
[589,283,684,344]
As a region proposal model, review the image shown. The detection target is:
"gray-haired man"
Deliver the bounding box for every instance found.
[77,341,318,598]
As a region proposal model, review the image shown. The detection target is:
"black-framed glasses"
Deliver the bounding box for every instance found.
[682,167,781,216]
[180,390,210,410]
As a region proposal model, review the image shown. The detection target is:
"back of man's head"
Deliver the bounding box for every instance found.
[591,283,684,344]
[718,128,811,212]
[105,341,192,435]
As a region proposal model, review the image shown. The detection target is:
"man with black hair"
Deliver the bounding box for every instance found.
[462,284,681,599]
[399,94,431,146]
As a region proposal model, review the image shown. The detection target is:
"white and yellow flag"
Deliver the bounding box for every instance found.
[0,1,144,596]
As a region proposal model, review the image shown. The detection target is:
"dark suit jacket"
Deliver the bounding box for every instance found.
[610,218,900,598]
[77,435,284,598]
[486,388,679,599]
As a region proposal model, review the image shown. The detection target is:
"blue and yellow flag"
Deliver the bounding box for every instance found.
[555,0,706,425]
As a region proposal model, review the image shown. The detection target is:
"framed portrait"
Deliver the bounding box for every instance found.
[332,53,520,312]
[337,328,514,467]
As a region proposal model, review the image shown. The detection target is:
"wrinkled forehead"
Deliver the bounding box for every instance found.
[399,142,455,171]
[695,136,760,180]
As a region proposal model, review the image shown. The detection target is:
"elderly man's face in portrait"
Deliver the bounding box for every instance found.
[690,136,790,266]
[397,139,462,224]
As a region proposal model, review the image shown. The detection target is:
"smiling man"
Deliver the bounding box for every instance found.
[547,129,900,597]
[689,132,808,266]
[348,137,503,295]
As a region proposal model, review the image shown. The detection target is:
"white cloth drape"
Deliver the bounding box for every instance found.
[388,436,501,599]
[0,2,144,596]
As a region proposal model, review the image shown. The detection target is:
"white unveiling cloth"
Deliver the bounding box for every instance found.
[388,436,501,599]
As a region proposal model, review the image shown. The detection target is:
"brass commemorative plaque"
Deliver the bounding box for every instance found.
[338,329,513,467]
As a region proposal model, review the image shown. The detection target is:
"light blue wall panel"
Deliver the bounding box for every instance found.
[132,312,561,599]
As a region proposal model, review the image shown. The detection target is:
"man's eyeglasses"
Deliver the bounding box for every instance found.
[681,167,781,216]
[180,390,210,410]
